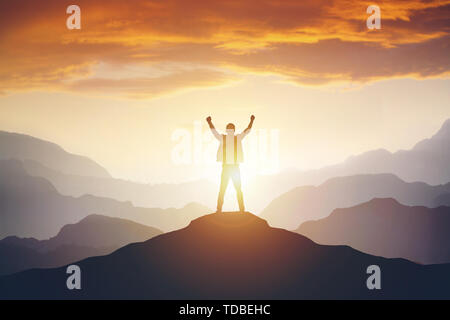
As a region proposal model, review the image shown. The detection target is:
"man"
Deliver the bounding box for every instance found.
[206,115,255,213]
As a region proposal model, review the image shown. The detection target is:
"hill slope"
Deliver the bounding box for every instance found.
[1,212,449,299]
[0,215,162,276]
[43,214,163,250]
[296,198,450,264]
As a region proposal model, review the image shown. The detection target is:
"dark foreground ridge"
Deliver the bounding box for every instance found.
[1,212,450,299]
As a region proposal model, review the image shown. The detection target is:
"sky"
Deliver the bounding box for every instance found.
[0,0,449,183]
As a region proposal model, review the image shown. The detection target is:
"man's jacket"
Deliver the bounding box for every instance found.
[210,128,251,164]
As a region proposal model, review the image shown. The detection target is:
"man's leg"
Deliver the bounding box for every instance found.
[231,166,245,212]
[217,165,230,213]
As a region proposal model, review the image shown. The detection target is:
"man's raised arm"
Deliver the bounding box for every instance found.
[240,115,255,138]
[206,116,221,140]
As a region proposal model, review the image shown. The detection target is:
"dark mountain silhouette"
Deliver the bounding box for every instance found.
[297,198,450,265]
[1,212,449,299]
[0,243,101,279]
[0,215,162,276]
[0,159,209,239]
[0,130,110,178]
[1,236,41,249]
[261,173,450,230]
[2,214,163,252]
[40,214,162,250]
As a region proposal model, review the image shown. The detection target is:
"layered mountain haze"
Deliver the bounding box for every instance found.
[0,215,162,276]
[255,118,450,200]
[22,159,216,209]
[261,173,450,230]
[0,159,208,238]
[1,120,449,235]
[297,199,450,265]
[0,130,217,209]
[1,120,449,239]
[339,118,450,185]
[2,118,448,214]
[2,212,450,299]
[0,131,110,178]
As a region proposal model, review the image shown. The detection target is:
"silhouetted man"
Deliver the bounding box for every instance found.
[207,115,255,213]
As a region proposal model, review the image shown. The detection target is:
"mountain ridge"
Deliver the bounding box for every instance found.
[296,198,450,264]
[0,159,209,239]
[261,173,450,229]
[0,130,110,178]
[2,211,450,299]
[0,214,163,276]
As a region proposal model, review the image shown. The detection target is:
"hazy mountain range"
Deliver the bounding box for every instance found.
[0,118,448,213]
[261,173,450,230]
[22,158,217,210]
[0,118,449,296]
[0,215,162,276]
[0,131,110,178]
[281,118,450,187]
[244,118,450,213]
[0,159,208,239]
[1,212,449,299]
[297,198,450,265]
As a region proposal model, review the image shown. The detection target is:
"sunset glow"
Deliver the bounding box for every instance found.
[0,0,449,183]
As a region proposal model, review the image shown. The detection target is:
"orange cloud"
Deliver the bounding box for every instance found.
[64,68,240,99]
[0,0,449,96]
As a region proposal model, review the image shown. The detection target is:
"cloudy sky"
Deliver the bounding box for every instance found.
[0,0,449,183]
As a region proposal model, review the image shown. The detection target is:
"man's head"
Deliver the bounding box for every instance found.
[226,123,235,131]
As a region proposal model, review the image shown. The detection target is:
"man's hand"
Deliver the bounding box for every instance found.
[206,116,215,129]
[244,115,255,132]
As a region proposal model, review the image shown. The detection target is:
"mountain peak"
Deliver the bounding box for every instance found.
[326,198,403,220]
[365,197,401,206]
[188,211,269,232]
[437,118,450,138]
[297,197,450,265]
[177,212,273,247]
[413,118,450,151]
[0,131,111,178]
[48,214,163,251]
